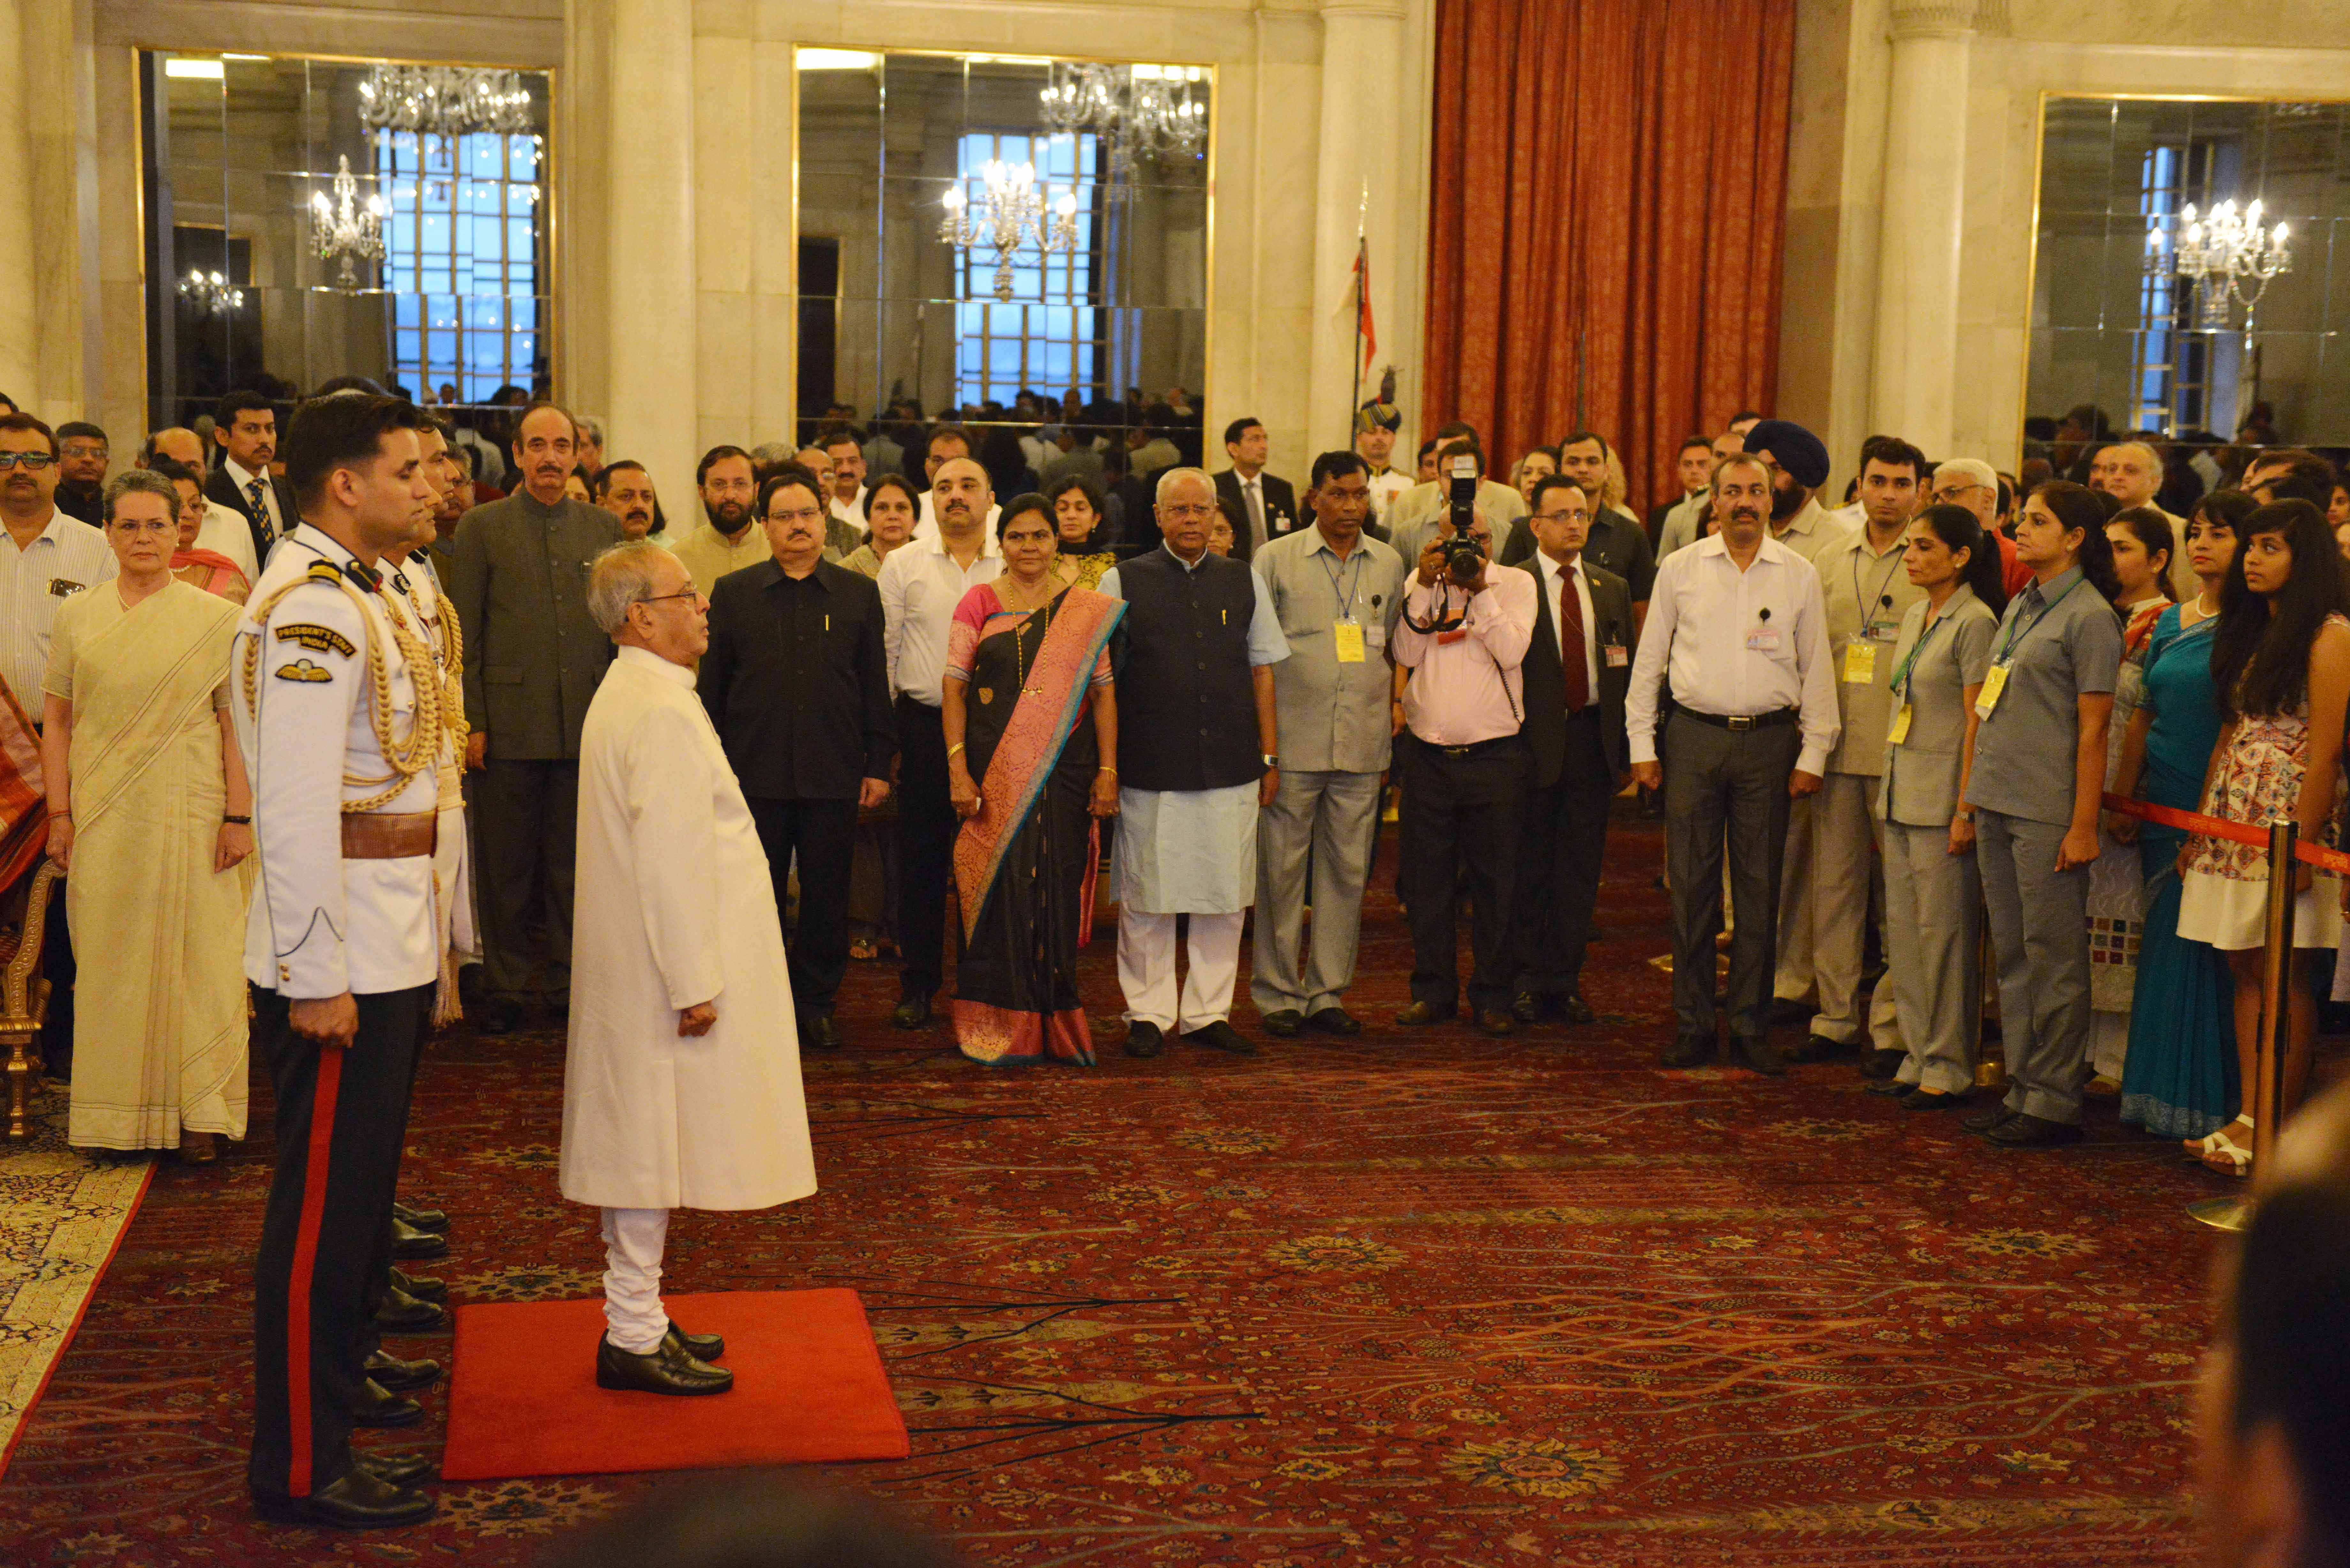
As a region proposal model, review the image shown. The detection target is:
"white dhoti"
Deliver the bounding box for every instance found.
[1115,783,1258,1029]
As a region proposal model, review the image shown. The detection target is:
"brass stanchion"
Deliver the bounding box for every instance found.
[2189,818,2298,1233]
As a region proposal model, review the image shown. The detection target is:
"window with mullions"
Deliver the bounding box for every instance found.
[377,131,543,402]
[953,132,1101,408]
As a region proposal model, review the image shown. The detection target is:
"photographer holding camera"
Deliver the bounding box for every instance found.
[1391,458,1539,1035]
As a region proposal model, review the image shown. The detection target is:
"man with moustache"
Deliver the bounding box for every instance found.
[1627,453,1838,1073]
[913,425,1001,539]
[594,460,665,541]
[877,455,1002,1027]
[792,445,863,560]
[820,426,868,531]
[446,402,621,1035]
[143,425,259,584]
[1656,413,1763,560]
[1355,393,1412,526]
[2089,439,2195,599]
[49,422,109,525]
[208,389,300,568]
[672,446,765,594]
[416,416,472,572]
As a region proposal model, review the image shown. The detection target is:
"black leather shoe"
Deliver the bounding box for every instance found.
[1183,1021,1257,1056]
[374,1286,443,1332]
[1558,993,1596,1025]
[800,1013,841,1051]
[390,1218,447,1262]
[1394,1000,1449,1026]
[362,1351,442,1393]
[1903,1088,1971,1111]
[255,1468,435,1528]
[387,1268,444,1304]
[1865,1078,1917,1097]
[1261,1009,1303,1038]
[1661,1033,1717,1068]
[665,1319,724,1361]
[891,993,933,1030]
[1859,1048,1907,1081]
[1509,990,1545,1024]
[1124,1021,1163,1058]
[352,1378,424,1428]
[595,1333,733,1395]
[1303,1007,1362,1036]
[1731,1035,1788,1077]
[1987,1112,2083,1149]
[1767,998,1812,1028]
[474,998,525,1037]
[1962,1105,2019,1135]
[354,1451,436,1488]
[1476,1008,1516,1037]
[390,1202,448,1235]
[1786,1033,1857,1064]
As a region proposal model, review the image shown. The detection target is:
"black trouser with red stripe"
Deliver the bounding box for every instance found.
[248,982,432,1501]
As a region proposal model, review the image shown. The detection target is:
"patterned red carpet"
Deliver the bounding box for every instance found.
[0,817,2242,1565]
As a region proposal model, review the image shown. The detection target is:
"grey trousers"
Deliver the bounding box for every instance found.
[1251,768,1382,1017]
[1664,712,1800,1041]
[1881,819,1982,1094]
[1975,807,2090,1123]
[473,757,579,1004]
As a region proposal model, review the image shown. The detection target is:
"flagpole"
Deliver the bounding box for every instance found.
[1350,179,1368,448]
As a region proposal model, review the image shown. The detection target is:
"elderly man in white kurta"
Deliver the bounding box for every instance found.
[561,541,817,1396]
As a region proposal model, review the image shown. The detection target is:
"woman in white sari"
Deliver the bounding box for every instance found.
[40,470,253,1161]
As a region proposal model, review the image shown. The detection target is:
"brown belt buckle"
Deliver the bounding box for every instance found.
[340,811,439,860]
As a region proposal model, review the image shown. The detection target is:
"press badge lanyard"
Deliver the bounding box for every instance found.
[1322,547,1370,662]
[1840,546,1906,684]
[1884,605,1953,746]
[1976,576,2082,719]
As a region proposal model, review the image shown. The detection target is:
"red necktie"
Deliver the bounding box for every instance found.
[1559,568,1588,713]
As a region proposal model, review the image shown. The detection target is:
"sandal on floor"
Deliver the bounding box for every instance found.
[849,936,879,961]
[2190,1118,2254,1178]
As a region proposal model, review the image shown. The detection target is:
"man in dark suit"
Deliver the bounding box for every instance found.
[699,463,894,1051]
[1509,473,1634,1025]
[1212,416,1298,561]
[207,388,299,569]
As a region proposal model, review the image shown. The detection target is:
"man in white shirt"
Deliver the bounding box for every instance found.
[878,456,1003,1027]
[1354,403,1412,528]
[1657,414,1762,560]
[1391,502,1537,1036]
[913,425,1002,540]
[2090,440,2196,600]
[1627,453,1838,1074]
[821,425,868,533]
[207,390,295,569]
[144,426,260,584]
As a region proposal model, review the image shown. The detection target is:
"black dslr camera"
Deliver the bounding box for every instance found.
[1442,454,1484,584]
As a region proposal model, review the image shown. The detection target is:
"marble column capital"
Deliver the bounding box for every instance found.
[1888,0,2009,41]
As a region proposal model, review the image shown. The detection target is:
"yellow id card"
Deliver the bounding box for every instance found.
[1975,662,2010,719]
[1842,642,1877,685]
[1887,703,1914,745]
[1335,620,1366,663]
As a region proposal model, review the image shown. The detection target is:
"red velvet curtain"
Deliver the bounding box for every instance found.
[1422,0,1795,515]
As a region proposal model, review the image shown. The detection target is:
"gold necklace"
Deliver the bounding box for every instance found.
[1011,589,1058,696]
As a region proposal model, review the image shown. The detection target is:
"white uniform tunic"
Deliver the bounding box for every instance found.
[559,646,817,1212]
[235,525,439,998]
[384,550,478,966]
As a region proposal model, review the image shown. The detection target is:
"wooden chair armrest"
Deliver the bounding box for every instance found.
[4,858,59,1020]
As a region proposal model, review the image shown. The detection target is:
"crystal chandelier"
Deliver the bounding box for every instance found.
[1039,62,1206,191]
[940,160,1079,302]
[2149,197,2292,331]
[310,154,385,290]
[356,65,533,142]
[177,268,245,317]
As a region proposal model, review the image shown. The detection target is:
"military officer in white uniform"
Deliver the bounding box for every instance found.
[239,393,447,1530]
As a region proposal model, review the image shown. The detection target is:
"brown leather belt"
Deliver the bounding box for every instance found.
[341,811,437,859]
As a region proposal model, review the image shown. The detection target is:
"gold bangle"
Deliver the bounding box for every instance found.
[947,741,966,755]
[1098,765,1117,774]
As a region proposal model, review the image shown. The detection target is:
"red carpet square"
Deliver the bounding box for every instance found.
[439,1288,909,1481]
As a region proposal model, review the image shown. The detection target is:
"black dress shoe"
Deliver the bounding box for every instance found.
[1660,1033,1717,1068]
[1987,1112,2083,1149]
[1731,1035,1788,1076]
[1476,1008,1516,1037]
[1303,1006,1361,1036]
[1509,990,1545,1024]
[390,1201,448,1235]
[352,1378,424,1428]
[1261,1009,1303,1038]
[1865,1078,1917,1097]
[1767,998,1813,1028]
[354,1451,437,1487]
[1183,1021,1257,1056]
[1903,1088,1971,1111]
[1558,993,1596,1025]
[1858,1048,1907,1081]
[800,1013,841,1052]
[1787,1033,1857,1064]
[891,993,933,1030]
[1394,1000,1449,1027]
[374,1285,443,1332]
[1124,1021,1163,1058]
[665,1319,724,1361]
[363,1350,443,1392]
[474,998,525,1037]
[255,1467,435,1528]
[1962,1104,2019,1135]
[595,1333,733,1395]
[390,1218,447,1262]
[387,1267,444,1304]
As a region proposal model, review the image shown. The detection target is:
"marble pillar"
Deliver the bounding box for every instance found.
[1867,0,2004,459]
[1306,0,1406,459]
[600,0,699,500]
[0,0,41,404]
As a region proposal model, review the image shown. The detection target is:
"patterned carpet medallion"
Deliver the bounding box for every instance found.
[0,820,2238,1564]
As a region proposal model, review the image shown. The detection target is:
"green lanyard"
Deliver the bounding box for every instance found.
[1997,576,2083,664]
[1889,608,1951,697]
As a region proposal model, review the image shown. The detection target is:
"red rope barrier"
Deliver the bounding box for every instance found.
[2101,792,2350,875]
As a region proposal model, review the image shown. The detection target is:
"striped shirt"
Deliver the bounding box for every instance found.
[0,509,115,716]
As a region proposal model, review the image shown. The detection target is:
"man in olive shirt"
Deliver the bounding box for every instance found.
[447,401,622,1033]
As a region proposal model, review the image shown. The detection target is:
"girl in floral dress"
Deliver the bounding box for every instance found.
[2176,499,2350,1177]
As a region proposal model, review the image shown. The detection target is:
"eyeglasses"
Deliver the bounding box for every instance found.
[1160,502,1217,520]
[1531,509,1588,524]
[635,590,704,608]
[766,507,825,526]
[0,452,57,471]
[60,444,106,460]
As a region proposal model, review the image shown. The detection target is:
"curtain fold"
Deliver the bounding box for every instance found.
[1423,0,1795,516]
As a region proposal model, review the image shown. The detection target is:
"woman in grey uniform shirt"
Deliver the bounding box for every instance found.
[1960,482,2125,1148]
[1873,507,2005,1107]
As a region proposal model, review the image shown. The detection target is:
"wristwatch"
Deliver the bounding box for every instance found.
[1262,753,1279,769]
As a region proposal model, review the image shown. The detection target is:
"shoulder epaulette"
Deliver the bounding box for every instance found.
[305,562,345,586]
